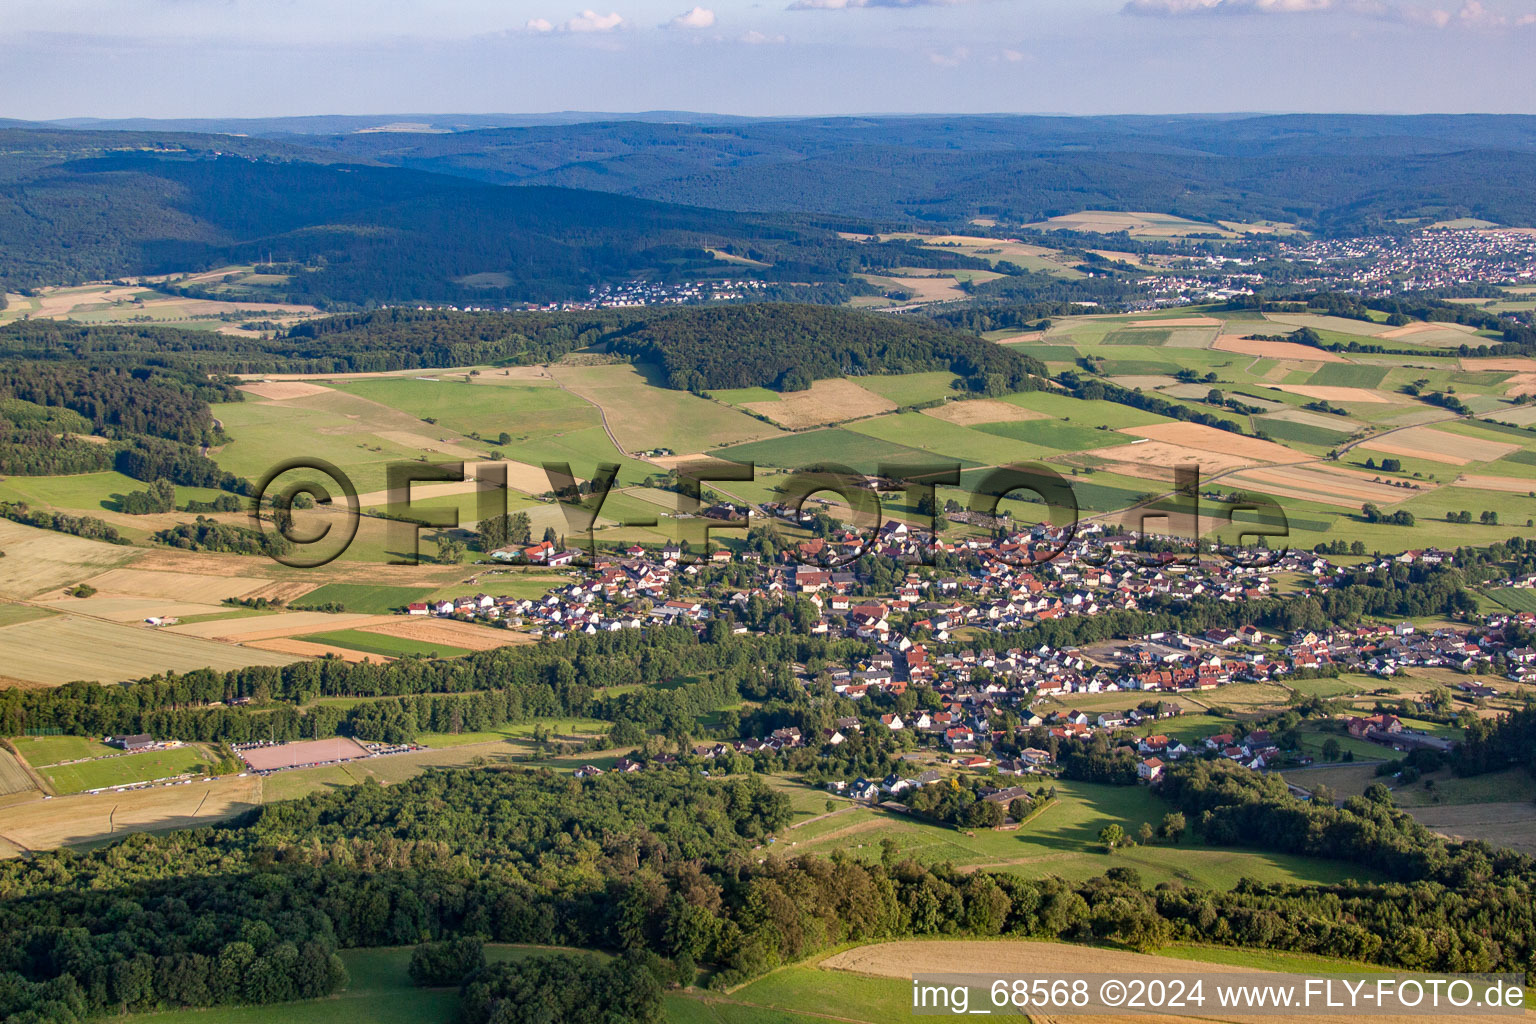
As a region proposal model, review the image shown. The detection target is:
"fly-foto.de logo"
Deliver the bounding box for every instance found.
[250,457,1292,570]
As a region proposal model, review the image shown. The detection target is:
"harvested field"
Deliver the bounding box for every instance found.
[237,381,334,400]
[1271,384,1391,403]
[1461,357,1536,372]
[1493,405,1536,426]
[1408,801,1536,857]
[1455,474,1536,493]
[1212,335,1347,361]
[1380,321,1475,338]
[742,379,896,429]
[32,596,231,623]
[1261,313,1389,337]
[165,611,395,641]
[1,615,298,685]
[1093,440,1258,477]
[0,748,36,797]
[1118,423,1297,462]
[74,566,273,603]
[1358,426,1519,466]
[922,399,1049,427]
[0,520,139,599]
[1503,373,1536,398]
[358,617,531,651]
[1223,465,1425,508]
[244,637,392,663]
[240,737,369,771]
[0,774,262,852]
[1262,407,1363,431]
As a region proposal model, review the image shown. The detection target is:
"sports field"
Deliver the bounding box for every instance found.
[42,745,209,794]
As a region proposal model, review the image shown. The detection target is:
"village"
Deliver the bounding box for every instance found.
[388,510,1533,803]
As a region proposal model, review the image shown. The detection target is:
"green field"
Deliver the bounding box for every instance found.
[328,378,595,441]
[1487,588,1536,612]
[972,419,1126,453]
[1306,364,1389,389]
[41,745,209,794]
[784,779,1377,888]
[716,428,967,472]
[9,734,119,766]
[1255,417,1351,447]
[0,604,57,627]
[856,371,964,406]
[292,583,435,614]
[302,628,475,659]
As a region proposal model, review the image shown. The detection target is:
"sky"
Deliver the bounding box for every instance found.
[4,0,1536,119]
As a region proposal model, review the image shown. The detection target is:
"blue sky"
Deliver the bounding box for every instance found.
[5,0,1535,118]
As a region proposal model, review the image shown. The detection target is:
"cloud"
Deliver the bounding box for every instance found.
[739,28,789,42]
[1123,0,1536,20]
[561,9,624,31]
[525,17,554,31]
[788,0,977,10]
[1122,0,1332,13]
[1001,47,1027,61]
[927,45,969,65]
[666,6,717,28]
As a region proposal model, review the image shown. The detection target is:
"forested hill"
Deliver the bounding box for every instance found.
[603,304,1045,392]
[0,306,1042,392]
[0,140,868,303]
[300,113,1536,231]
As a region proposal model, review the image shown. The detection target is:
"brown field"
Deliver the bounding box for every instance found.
[33,595,233,623]
[0,775,264,852]
[1212,335,1348,362]
[166,611,395,641]
[1455,474,1536,494]
[820,941,1531,1024]
[922,399,1050,427]
[1461,357,1536,372]
[1118,423,1297,463]
[994,331,1045,345]
[857,272,968,303]
[1261,407,1363,431]
[245,637,392,663]
[1223,465,1426,508]
[742,379,896,429]
[355,460,557,507]
[0,520,140,599]
[1503,373,1536,398]
[359,617,533,651]
[74,565,274,602]
[1093,441,1259,477]
[0,614,299,686]
[0,747,37,797]
[241,737,370,771]
[236,381,335,401]
[1358,426,1519,466]
[1261,313,1390,337]
[1407,801,1536,857]
[1491,405,1536,426]
[1272,385,1392,404]
[1024,210,1233,237]
[1379,321,1477,340]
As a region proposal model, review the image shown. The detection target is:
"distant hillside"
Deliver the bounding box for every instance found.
[0,136,870,304]
[306,113,1536,232]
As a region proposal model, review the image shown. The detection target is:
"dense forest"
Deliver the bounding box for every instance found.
[0,306,1042,393]
[3,760,1535,1024]
[286,114,1536,233]
[603,304,1045,392]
